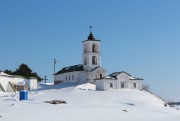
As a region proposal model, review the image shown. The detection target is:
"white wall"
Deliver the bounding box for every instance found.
[83,40,101,71]
[83,41,100,54]
[117,73,129,82]
[0,76,23,91]
[0,75,37,92]
[86,66,106,83]
[96,80,104,90]
[25,78,38,90]
[127,80,142,90]
[55,71,86,83]
[117,73,142,90]
[104,80,117,90]
[96,76,142,91]
[96,79,117,90]
[83,53,101,71]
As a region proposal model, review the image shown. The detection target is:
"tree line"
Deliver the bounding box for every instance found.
[4,63,43,82]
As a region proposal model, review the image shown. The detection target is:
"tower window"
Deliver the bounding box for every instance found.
[84,59,86,65]
[84,45,87,53]
[92,43,96,52]
[92,56,97,65]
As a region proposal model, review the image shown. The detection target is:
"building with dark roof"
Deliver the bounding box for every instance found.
[54,29,106,84]
[54,28,143,90]
[96,71,143,90]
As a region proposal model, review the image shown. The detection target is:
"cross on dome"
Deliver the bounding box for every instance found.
[89,25,93,33]
[88,25,95,40]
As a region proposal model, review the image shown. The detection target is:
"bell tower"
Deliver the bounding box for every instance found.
[82,26,101,71]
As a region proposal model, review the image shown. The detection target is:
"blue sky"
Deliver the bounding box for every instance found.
[0,0,180,101]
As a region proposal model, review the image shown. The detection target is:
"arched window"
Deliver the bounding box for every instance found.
[84,45,87,53]
[110,83,113,88]
[72,75,74,80]
[92,43,96,52]
[92,56,97,65]
[84,58,86,65]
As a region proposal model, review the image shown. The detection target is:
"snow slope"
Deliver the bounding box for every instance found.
[0,83,180,121]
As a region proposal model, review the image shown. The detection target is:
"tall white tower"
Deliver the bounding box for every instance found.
[82,27,101,71]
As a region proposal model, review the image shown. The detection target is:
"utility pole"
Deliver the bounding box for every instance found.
[54,59,56,83]
[44,75,48,83]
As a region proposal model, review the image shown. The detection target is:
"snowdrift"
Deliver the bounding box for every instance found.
[0,82,180,121]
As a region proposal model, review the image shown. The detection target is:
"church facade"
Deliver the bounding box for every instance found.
[54,31,106,84]
[54,29,143,91]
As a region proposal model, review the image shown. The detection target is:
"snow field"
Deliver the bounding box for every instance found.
[0,83,180,121]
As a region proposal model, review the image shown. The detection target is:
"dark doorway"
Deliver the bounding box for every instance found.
[100,74,102,78]
[121,83,124,88]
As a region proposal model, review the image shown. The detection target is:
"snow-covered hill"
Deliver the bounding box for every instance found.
[0,83,180,121]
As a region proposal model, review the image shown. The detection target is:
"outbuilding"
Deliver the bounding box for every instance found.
[16,82,29,91]
[96,71,143,91]
[0,71,37,92]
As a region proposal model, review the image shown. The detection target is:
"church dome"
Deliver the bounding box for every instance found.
[88,32,95,40]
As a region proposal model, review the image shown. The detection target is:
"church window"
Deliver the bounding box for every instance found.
[72,75,74,80]
[92,56,97,65]
[69,75,71,80]
[121,83,125,88]
[92,43,96,52]
[84,59,86,65]
[133,83,136,88]
[84,45,87,53]
[66,76,67,81]
[110,83,113,88]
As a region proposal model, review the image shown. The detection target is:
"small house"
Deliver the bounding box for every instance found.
[96,71,143,91]
[16,82,29,91]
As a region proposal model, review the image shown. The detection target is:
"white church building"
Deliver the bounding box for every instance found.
[55,30,106,84]
[55,29,143,90]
